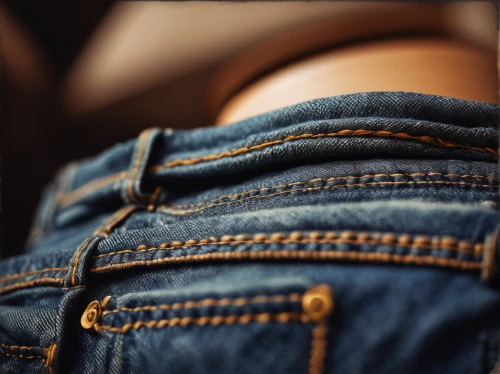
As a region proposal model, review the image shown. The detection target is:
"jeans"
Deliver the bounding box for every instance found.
[0,92,499,373]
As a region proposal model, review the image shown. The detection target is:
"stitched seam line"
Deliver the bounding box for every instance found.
[309,322,327,374]
[0,344,43,351]
[58,172,126,206]
[128,129,152,203]
[98,312,309,333]
[92,232,484,259]
[44,343,57,374]
[0,350,44,359]
[93,205,138,236]
[162,180,498,215]
[0,267,69,284]
[0,278,65,295]
[103,293,302,316]
[148,130,498,171]
[71,238,92,286]
[171,173,499,209]
[90,251,481,274]
[57,142,500,209]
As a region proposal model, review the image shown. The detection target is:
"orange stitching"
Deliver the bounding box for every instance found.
[128,128,152,203]
[481,229,499,283]
[171,173,499,209]
[148,130,498,171]
[93,205,138,236]
[309,322,327,374]
[54,169,499,210]
[90,250,481,274]
[61,285,85,290]
[92,232,484,259]
[162,180,498,215]
[148,186,163,211]
[103,293,302,316]
[71,238,93,286]
[44,343,57,374]
[0,278,65,295]
[58,172,127,207]
[98,312,307,333]
[0,344,41,351]
[0,350,44,359]
[0,267,68,284]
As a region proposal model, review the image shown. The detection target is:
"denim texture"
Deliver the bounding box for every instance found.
[0,92,499,373]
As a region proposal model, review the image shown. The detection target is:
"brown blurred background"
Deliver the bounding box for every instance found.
[0,1,497,258]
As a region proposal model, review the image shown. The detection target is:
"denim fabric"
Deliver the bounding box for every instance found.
[0,92,499,374]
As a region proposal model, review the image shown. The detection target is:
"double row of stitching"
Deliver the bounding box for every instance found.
[0,266,68,284]
[90,250,482,274]
[96,289,331,374]
[98,312,308,333]
[103,293,302,316]
[149,130,498,170]
[161,180,499,215]
[170,172,499,209]
[55,128,499,208]
[92,232,484,260]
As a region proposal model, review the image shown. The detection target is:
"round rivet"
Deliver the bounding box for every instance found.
[302,284,334,322]
[81,300,102,329]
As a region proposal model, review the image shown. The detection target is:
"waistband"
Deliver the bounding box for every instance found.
[54,92,499,206]
[27,92,499,245]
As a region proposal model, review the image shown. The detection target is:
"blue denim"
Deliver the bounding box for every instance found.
[0,92,499,373]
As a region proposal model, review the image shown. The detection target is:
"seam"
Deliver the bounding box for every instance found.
[93,205,138,237]
[0,278,65,295]
[0,350,44,359]
[92,232,484,260]
[0,344,43,351]
[61,285,85,290]
[71,238,92,286]
[148,130,498,171]
[103,293,302,316]
[147,186,163,211]
[128,128,152,203]
[90,250,482,274]
[98,311,308,333]
[44,343,56,374]
[0,267,69,284]
[58,172,126,207]
[162,180,498,215]
[171,173,499,209]
[481,228,499,283]
[309,322,327,374]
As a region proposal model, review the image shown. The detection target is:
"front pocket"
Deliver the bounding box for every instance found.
[80,279,334,374]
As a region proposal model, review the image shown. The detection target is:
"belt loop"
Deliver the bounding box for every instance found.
[64,235,104,288]
[121,127,163,204]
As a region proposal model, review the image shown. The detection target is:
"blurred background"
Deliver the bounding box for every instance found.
[0,1,497,258]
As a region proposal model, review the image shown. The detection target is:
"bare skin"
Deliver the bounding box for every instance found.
[216,36,498,126]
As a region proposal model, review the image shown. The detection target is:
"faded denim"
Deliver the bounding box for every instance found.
[0,92,499,374]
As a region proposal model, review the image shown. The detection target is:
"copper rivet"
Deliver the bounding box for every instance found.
[81,300,101,329]
[302,284,334,322]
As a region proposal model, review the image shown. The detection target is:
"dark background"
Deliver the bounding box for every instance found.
[1,1,496,258]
